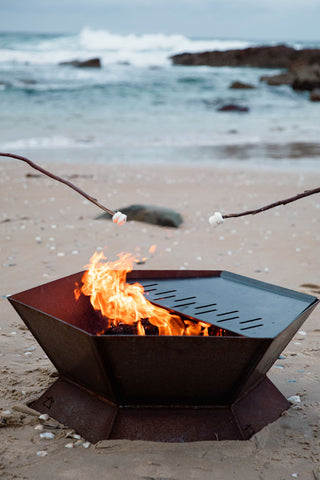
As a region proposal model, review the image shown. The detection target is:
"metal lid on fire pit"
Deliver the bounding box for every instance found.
[130,270,317,338]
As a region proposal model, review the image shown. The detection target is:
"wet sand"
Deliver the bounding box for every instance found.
[1,159,319,479]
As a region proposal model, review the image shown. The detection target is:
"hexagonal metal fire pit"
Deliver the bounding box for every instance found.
[8,270,318,442]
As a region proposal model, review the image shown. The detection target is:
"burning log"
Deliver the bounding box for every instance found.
[98,317,226,336]
[105,319,159,336]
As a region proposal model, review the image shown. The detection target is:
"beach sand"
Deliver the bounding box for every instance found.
[0,159,319,479]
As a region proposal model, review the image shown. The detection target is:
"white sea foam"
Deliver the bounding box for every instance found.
[79,27,250,52]
[78,28,190,51]
[0,28,252,67]
[1,136,90,150]
[78,28,252,66]
[0,29,314,69]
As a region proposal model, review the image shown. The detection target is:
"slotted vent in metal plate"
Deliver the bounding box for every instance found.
[132,271,316,338]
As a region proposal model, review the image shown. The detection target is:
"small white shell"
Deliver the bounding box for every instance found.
[36,451,48,457]
[39,414,49,421]
[34,424,44,431]
[40,432,55,439]
[287,395,301,404]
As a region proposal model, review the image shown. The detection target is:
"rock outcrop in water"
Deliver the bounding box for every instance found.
[259,72,295,86]
[171,45,320,97]
[310,89,320,101]
[59,57,101,68]
[218,104,249,112]
[229,81,255,89]
[170,45,320,69]
[291,62,320,90]
[261,61,320,91]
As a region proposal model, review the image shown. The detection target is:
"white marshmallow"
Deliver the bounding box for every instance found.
[117,213,127,225]
[209,212,224,227]
[112,211,127,226]
[112,211,122,223]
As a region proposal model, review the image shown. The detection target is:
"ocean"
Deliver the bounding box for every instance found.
[0,28,319,168]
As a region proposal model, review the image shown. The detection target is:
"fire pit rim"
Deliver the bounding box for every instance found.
[8,294,247,339]
[8,268,318,340]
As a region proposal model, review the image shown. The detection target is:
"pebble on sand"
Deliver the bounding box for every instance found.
[36,451,48,457]
[39,414,49,421]
[288,395,301,403]
[40,432,55,440]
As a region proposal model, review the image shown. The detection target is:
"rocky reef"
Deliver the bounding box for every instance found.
[171,45,320,100]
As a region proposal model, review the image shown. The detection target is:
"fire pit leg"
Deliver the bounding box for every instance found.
[233,377,291,440]
[30,378,118,444]
[30,376,290,443]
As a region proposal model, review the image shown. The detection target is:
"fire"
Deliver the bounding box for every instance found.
[74,251,212,336]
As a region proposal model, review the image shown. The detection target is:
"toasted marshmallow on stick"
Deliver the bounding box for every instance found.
[112,211,127,226]
[209,212,224,227]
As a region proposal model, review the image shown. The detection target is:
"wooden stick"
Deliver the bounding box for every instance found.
[0,152,116,217]
[1,152,319,221]
[222,187,320,219]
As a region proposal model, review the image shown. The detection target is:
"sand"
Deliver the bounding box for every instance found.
[0,158,319,480]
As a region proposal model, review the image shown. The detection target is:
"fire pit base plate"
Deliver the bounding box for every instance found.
[30,376,289,443]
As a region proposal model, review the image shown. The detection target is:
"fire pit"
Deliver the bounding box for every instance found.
[8,269,318,443]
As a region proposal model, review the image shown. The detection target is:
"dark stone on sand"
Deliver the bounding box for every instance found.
[229,81,255,89]
[170,45,320,69]
[310,88,320,101]
[96,204,183,228]
[218,104,249,112]
[59,57,101,68]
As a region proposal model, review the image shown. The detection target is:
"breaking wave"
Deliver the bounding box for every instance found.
[0,27,252,67]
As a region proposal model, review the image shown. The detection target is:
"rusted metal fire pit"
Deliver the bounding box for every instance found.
[8,270,318,443]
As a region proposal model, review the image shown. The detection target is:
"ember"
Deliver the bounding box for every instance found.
[75,251,223,336]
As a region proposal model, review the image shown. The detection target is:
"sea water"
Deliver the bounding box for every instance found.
[0,28,319,167]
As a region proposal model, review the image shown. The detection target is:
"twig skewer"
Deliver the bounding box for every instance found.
[1,151,319,227]
[0,152,116,217]
[223,187,320,219]
[209,187,320,226]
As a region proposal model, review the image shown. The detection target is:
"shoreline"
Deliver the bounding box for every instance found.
[1,142,320,173]
[1,159,319,479]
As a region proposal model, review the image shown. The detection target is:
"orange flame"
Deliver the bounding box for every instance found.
[75,251,211,336]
